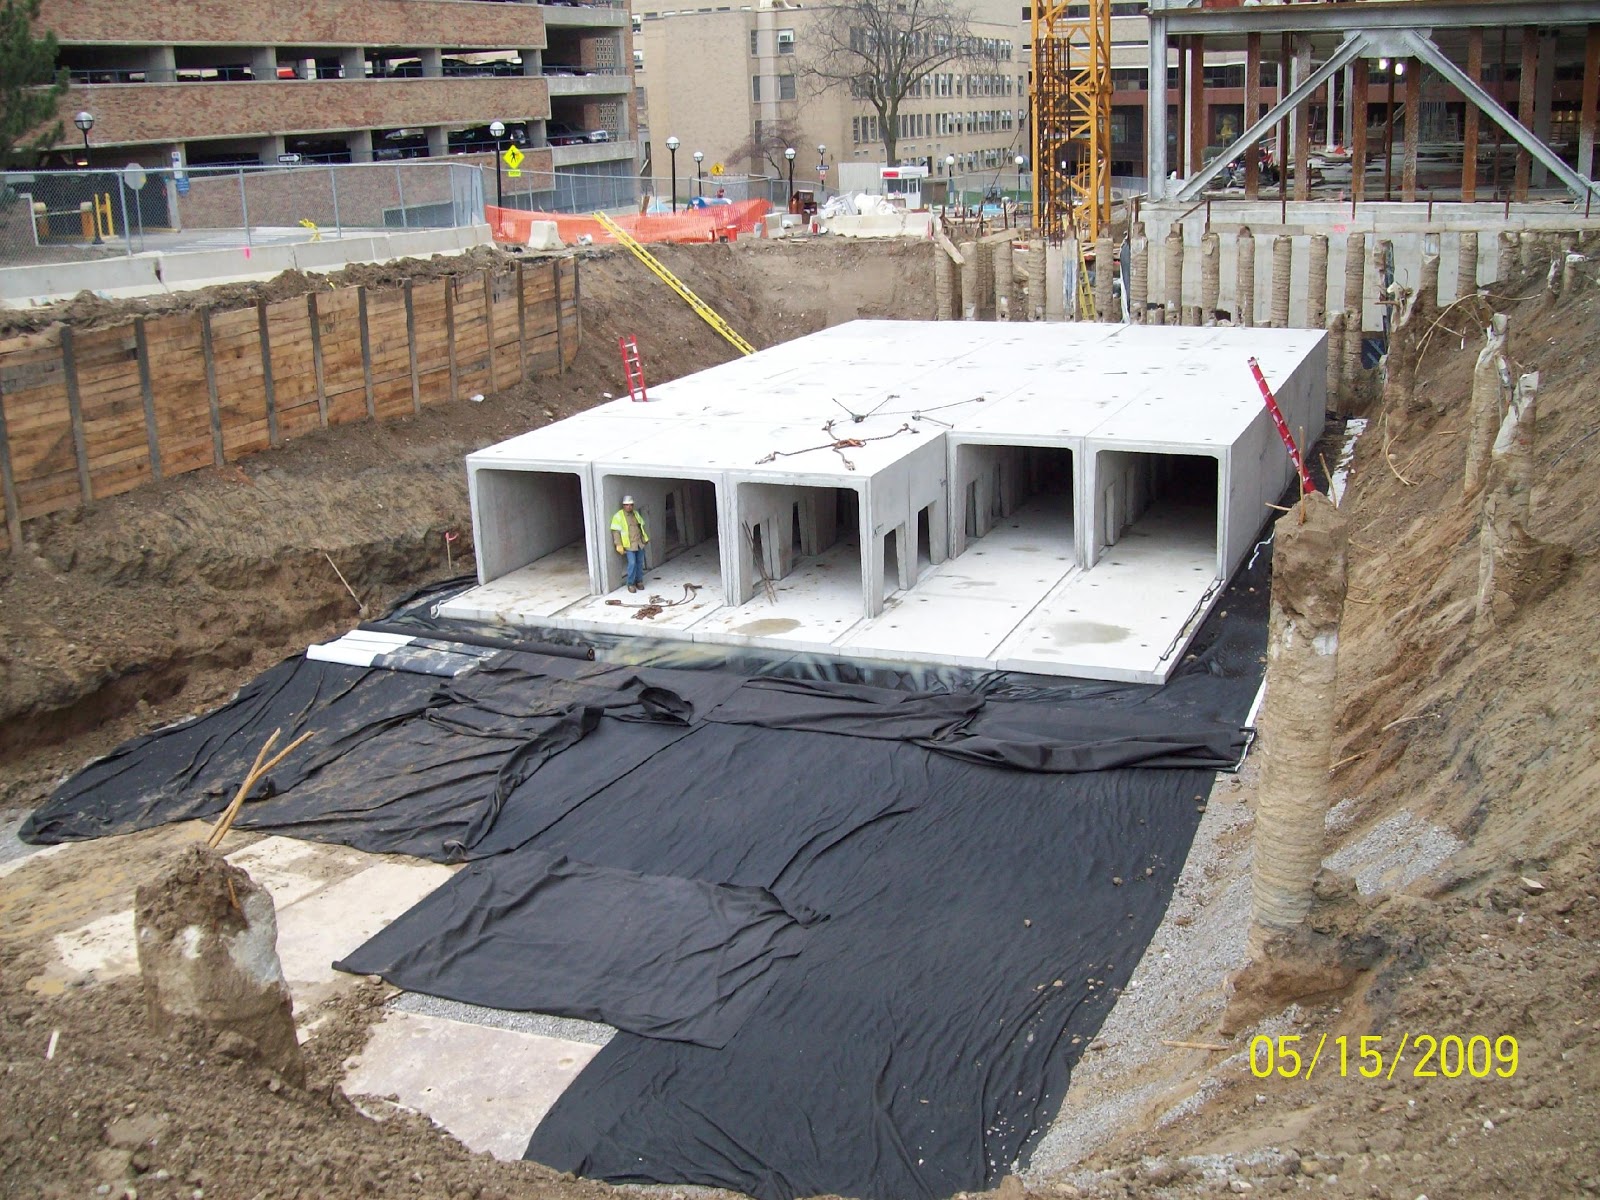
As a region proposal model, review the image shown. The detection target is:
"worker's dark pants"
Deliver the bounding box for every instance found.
[625,548,646,587]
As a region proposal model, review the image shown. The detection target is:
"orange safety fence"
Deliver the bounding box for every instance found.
[487,199,773,246]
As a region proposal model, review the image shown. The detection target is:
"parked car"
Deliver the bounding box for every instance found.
[545,122,610,146]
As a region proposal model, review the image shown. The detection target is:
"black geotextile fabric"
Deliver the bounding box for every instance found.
[517,759,1212,1200]
[21,640,1256,857]
[336,851,819,1049]
[21,542,1274,1200]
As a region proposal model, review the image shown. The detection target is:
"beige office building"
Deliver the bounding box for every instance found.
[631,0,1029,195]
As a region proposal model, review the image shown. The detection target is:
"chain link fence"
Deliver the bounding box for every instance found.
[1,162,485,266]
[479,168,826,217]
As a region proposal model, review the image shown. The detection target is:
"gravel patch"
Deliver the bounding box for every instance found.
[1324,810,1463,896]
[391,992,616,1047]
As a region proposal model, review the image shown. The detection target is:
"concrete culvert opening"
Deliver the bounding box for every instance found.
[471,467,586,583]
[735,482,862,606]
[953,443,1076,560]
[600,475,720,596]
[1092,450,1219,573]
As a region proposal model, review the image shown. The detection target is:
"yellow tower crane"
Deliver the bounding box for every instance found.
[1030,0,1112,242]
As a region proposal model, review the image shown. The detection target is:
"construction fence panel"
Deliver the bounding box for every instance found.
[488,199,773,247]
[0,258,577,552]
[1,163,485,266]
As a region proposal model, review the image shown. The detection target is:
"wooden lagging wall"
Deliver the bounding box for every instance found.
[0,258,579,551]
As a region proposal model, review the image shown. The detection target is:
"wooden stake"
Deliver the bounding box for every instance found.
[206,729,314,848]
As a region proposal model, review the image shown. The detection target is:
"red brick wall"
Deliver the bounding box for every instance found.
[42,0,545,50]
[68,78,551,146]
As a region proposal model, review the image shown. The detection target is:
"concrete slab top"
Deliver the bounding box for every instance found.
[478,320,1324,476]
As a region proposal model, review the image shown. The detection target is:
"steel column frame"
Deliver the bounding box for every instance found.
[1401,28,1600,202]
[1147,14,1169,198]
[1158,0,1596,37]
[1175,36,1365,200]
[1175,29,1600,204]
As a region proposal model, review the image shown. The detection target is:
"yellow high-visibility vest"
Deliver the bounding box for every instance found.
[610,508,649,550]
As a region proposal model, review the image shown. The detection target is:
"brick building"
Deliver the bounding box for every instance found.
[631,0,1029,194]
[37,0,637,187]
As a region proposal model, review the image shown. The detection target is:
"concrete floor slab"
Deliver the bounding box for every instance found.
[995,505,1219,681]
[690,535,872,652]
[436,544,592,624]
[554,539,726,633]
[39,839,454,1011]
[342,1009,602,1161]
[272,860,455,1002]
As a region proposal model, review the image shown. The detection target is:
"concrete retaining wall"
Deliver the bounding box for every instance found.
[1142,201,1600,331]
[0,224,495,309]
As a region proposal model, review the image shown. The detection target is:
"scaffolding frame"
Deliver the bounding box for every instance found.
[1031,0,1112,241]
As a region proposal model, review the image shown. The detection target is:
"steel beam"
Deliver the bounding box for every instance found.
[1401,28,1600,202]
[1157,0,1597,37]
[1147,14,1169,198]
[1174,35,1365,201]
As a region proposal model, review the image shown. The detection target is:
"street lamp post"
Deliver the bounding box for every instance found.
[1012,154,1025,228]
[693,150,704,198]
[666,135,680,212]
[816,143,826,189]
[945,153,956,215]
[488,120,506,208]
[74,111,103,245]
[784,146,796,207]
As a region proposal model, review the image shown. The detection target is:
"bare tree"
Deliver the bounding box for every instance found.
[800,0,976,166]
[726,118,809,178]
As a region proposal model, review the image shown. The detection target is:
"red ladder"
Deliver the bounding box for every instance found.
[1248,356,1316,496]
[619,335,648,402]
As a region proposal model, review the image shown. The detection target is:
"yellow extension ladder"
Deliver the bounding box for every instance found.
[591,211,755,356]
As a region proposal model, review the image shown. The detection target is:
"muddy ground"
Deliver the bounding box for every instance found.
[2,236,1599,1200]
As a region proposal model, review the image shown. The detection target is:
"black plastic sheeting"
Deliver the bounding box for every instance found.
[23,648,1253,858]
[338,852,819,1049]
[22,545,1274,1200]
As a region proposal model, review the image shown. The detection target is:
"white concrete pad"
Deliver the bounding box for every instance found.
[691,535,872,653]
[342,1010,602,1161]
[41,839,452,1012]
[438,544,593,624]
[54,910,139,980]
[554,539,726,634]
[995,504,1219,681]
[273,860,454,999]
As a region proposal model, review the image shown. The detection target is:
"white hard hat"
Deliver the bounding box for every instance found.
[622,495,635,504]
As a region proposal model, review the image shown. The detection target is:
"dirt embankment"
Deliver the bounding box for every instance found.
[0,238,935,804]
[1057,250,1600,1198]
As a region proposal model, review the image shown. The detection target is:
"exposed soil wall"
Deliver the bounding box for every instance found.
[0,237,936,802]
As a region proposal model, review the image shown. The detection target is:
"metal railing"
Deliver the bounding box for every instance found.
[0,162,485,266]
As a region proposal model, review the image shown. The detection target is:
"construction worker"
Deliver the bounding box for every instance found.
[610,495,650,592]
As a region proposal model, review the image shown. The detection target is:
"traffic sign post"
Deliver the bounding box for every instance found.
[502,143,524,179]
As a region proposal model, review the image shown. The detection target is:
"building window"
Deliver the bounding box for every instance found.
[750,29,758,55]
[777,28,795,53]
[752,74,761,100]
[634,49,644,69]
[778,73,795,100]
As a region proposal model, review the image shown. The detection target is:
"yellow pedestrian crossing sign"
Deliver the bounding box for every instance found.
[710,162,724,176]
[502,143,524,178]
